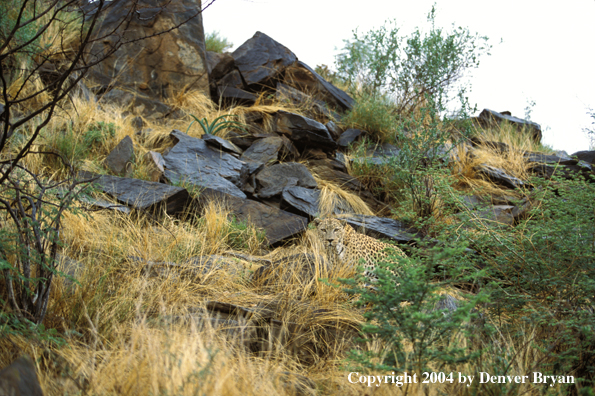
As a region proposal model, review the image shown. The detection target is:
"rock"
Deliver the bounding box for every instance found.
[281,186,320,217]
[144,151,165,182]
[276,83,332,119]
[337,128,364,148]
[572,150,595,164]
[274,111,337,151]
[524,151,576,166]
[255,163,317,199]
[0,356,44,396]
[325,121,342,140]
[195,187,308,246]
[339,214,420,244]
[77,194,132,214]
[284,60,355,112]
[163,130,248,198]
[81,171,190,215]
[87,0,209,102]
[205,51,235,81]
[216,86,257,106]
[240,136,284,173]
[477,109,542,143]
[476,165,524,189]
[470,205,515,226]
[232,31,297,88]
[104,135,134,175]
[202,133,243,156]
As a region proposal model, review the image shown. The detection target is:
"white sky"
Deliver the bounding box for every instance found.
[203,0,595,154]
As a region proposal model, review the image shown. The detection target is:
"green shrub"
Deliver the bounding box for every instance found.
[335,5,490,115]
[474,174,595,386]
[345,233,484,374]
[205,31,233,53]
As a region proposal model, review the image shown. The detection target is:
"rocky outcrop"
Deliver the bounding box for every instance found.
[87,0,209,115]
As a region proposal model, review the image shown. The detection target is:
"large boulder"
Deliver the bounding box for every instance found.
[81,172,190,215]
[86,0,209,103]
[477,109,542,144]
[163,130,248,198]
[231,31,297,89]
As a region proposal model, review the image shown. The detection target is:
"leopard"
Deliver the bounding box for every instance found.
[312,217,406,284]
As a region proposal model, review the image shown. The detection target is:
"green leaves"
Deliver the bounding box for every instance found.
[186,114,248,136]
[335,4,491,116]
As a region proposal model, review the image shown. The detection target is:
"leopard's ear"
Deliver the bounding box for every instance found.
[312,218,322,226]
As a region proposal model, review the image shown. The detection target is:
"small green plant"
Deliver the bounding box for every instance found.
[341,92,398,142]
[83,121,117,147]
[205,31,233,53]
[187,114,247,137]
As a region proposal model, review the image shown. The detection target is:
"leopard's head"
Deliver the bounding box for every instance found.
[313,218,348,257]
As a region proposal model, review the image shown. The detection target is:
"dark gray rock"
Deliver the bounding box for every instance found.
[274,110,337,151]
[572,150,595,164]
[255,163,317,199]
[240,136,284,173]
[196,187,308,246]
[202,133,243,156]
[206,51,235,81]
[163,130,248,198]
[281,186,320,217]
[78,195,132,214]
[81,172,189,215]
[524,151,576,165]
[478,109,542,143]
[0,356,44,396]
[337,128,364,148]
[340,214,420,244]
[232,31,297,88]
[104,135,134,175]
[216,86,257,106]
[284,60,355,112]
[325,120,342,140]
[476,165,524,189]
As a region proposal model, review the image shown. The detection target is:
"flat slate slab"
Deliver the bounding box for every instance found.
[340,214,420,244]
[274,110,337,151]
[196,187,308,246]
[81,171,189,215]
[163,130,248,198]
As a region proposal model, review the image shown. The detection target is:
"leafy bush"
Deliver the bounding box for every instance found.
[340,92,398,142]
[205,31,233,53]
[346,233,483,374]
[474,174,595,386]
[336,5,490,115]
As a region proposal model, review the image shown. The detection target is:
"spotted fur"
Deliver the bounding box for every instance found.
[313,218,406,283]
